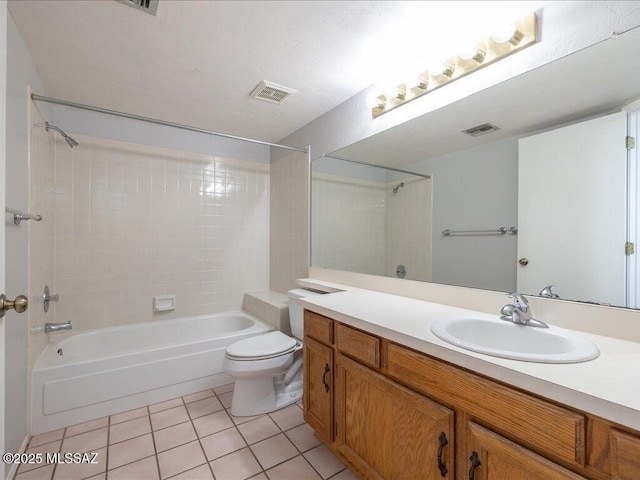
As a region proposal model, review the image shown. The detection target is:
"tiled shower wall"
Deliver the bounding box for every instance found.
[384,177,432,281]
[311,173,385,276]
[28,105,57,372]
[48,134,269,332]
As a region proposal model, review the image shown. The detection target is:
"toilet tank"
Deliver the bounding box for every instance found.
[288,289,322,340]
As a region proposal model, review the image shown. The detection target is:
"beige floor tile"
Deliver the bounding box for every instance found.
[110,407,148,425]
[65,417,109,437]
[14,464,55,480]
[169,464,214,479]
[192,410,234,438]
[108,456,159,480]
[329,468,358,480]
[214,383,234,395]
[109,416,152,444]
[16,440,61,474]
[157,440,206,479]
[150,405,190,431]
[186,396,224,419]
[200,427,246,461]
[149,397,184,414]
[61,427,108,454]
[268,405,304,432]
[28,429,64,448]
[248,474,268,480]
[250,434,298,470]
[209,447,262,480]
[284,424,321,453]
[303,445,346,479]
[218,391,233,409]
[265,455,321,480]
[237,416,280,445]
[183,389,215,404]
[107,433,155,470]
[84,474,105,480]
[153,421,197,453]
[230,412,262,426]
[53,447,106,480]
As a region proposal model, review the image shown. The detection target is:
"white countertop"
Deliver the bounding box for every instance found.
[298,279,640,431]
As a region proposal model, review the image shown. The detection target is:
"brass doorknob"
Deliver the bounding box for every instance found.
[519,258,529,266]
[0,294,28,317]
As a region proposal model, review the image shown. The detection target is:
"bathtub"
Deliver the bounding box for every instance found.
[31,311,272,434]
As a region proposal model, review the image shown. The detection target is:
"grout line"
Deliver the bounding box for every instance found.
[104,415,111,480]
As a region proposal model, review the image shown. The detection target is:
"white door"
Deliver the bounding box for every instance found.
[0,1,8,474]
[517,111,628,306]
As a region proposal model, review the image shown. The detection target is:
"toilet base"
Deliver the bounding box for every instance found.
[230,375,302,416]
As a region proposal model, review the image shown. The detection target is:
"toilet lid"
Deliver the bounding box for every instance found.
[226,331,298,359]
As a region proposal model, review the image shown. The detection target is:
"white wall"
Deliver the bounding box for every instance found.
[406,138,518,291]
[5,10,49,461]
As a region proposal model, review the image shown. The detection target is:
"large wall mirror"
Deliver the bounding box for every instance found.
[311,25,640,309]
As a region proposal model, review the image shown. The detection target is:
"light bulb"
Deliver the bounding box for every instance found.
[406,74,428,91]
[459,46,486,64]
[493,25,524,46]
[368,95,386,110]
[429,62,455,78]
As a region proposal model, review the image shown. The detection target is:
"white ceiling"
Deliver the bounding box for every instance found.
[7,0,545,144]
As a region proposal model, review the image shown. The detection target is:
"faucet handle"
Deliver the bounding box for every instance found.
[507,292,529,309]
[539,284,560,299]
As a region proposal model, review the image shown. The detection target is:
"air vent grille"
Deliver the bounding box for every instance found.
[249,81,296,105]
[117,0,159,16]
[462,123,500,137]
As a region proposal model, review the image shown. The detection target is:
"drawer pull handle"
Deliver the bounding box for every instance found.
[437,432,448,477]
[468,451,481,480]
[322,363,330,392]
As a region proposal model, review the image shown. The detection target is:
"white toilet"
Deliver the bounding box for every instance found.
[223,289,321,416]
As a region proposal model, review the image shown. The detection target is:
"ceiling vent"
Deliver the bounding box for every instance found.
[462,123,500,137]
[116,0,159,16]
[249,81,296,105]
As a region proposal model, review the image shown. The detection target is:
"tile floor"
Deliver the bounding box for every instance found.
[15,384,357,480]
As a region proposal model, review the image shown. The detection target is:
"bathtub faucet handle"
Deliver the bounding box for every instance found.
[44,321,72,333]
[43,286,59,313]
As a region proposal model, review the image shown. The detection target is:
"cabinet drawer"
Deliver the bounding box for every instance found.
[611,429,640,479]
[387,343,586,467]
[304,310,334,345]
[336,323,380,369]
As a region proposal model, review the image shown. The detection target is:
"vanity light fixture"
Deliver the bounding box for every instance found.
[371,12,537,119]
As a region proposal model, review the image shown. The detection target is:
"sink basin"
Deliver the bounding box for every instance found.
[430,318,600,363]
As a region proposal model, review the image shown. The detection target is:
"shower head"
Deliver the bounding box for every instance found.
[39,122,79,148]
[392,182,405,195]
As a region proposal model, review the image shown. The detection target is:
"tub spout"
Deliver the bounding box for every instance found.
[44,321,72,333]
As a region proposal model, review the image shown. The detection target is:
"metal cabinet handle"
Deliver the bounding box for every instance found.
[322,363,330,392]
[468,451,481,480]
[437,432,448,477]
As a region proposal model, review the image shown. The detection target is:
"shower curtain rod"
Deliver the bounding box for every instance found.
[30,94,307,153]
[322,154,431,179]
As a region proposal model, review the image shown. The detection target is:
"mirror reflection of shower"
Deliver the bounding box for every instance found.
[36,121,79,148]
[392,182,405,195]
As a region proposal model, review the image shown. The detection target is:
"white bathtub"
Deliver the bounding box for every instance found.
[31,311,272,434]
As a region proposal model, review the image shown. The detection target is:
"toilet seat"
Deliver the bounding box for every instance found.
[225,331,299,361]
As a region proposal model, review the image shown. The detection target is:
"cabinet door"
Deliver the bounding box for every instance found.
[336,353,454,480]
[611,429,640,480]
[303,336,334,443]
[467,422,587,480]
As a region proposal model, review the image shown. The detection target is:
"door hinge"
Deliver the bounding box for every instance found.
[626,136,636,149]
[626,242,635,255]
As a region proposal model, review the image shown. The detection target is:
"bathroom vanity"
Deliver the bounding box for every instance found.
[301,288,640,480]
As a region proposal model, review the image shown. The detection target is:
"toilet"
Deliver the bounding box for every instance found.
[223,289,321,416]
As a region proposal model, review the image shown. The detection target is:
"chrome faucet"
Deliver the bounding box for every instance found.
[500,293,548,328]
[539,284,560,299]
[44,321,72,333]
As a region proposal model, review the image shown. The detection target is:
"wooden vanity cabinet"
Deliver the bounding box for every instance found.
[302,310,640,480]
